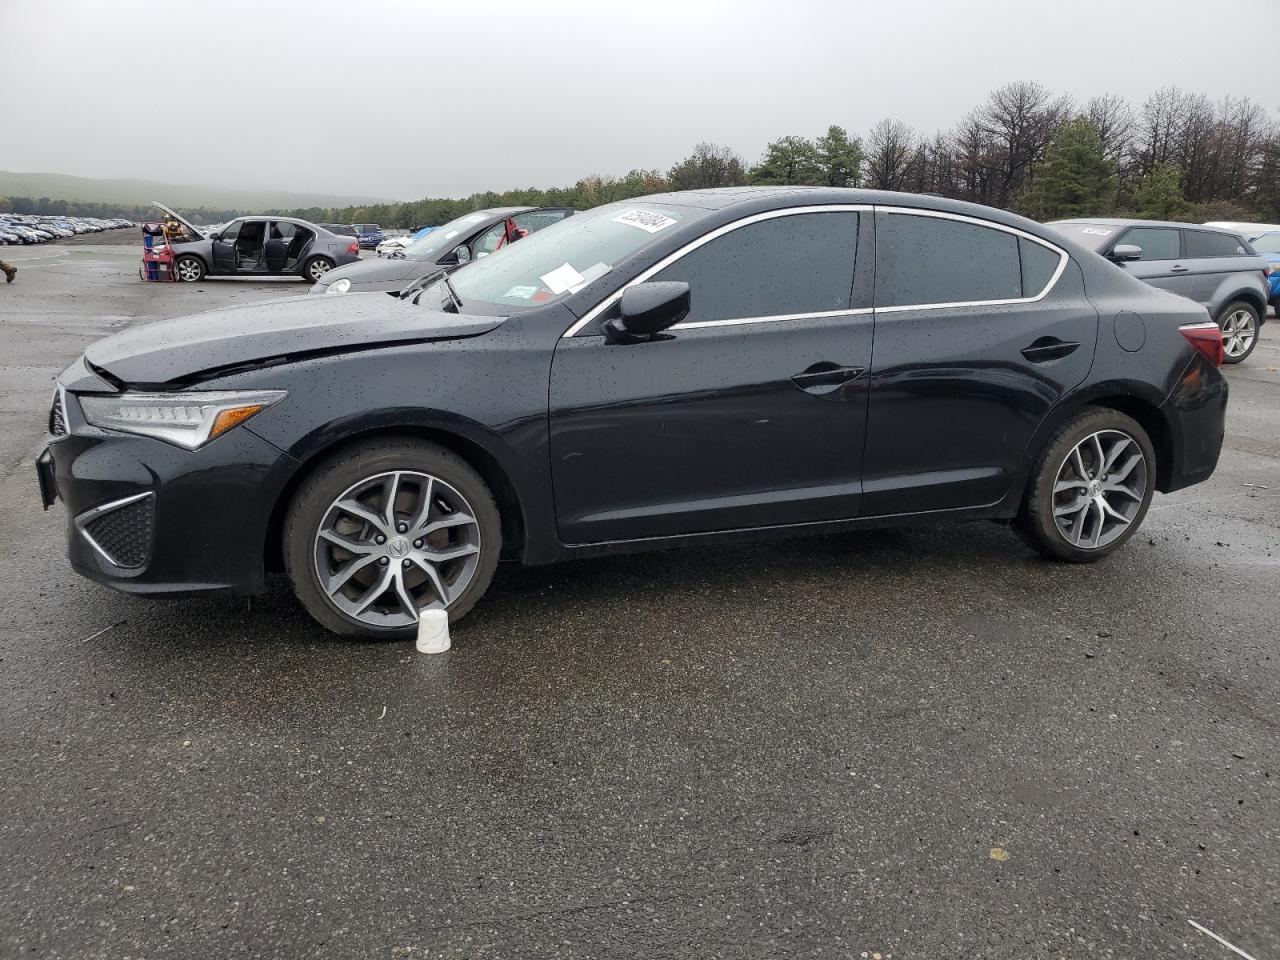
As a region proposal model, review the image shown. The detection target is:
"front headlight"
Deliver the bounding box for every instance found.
[325,278,351,294]
[79,390,286,449]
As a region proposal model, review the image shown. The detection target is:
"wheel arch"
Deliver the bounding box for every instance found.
[263,423,530,575]
[1008,384,1177,510]
[1215,287,1266,323]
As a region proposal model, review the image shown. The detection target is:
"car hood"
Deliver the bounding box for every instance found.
[318,255,433,289]
[84,292,503,385]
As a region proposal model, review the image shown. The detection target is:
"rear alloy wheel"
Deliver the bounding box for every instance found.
[174,255,205,282]
[1216,301,1259,363]
[304,256,335,283]
[284,439,501,639]
[1017,408,1155,562]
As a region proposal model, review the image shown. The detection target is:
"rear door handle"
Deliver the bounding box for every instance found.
[1021,337,1080,363]
[1170,264,1190,273]
[791,362,865,394]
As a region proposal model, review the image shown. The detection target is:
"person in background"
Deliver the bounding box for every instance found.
[1,259,15,283]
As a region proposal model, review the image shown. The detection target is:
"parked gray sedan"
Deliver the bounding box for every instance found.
[154,204,362,285]
[1049,218,1269,362]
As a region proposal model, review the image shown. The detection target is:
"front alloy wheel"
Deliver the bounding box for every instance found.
[314,470,482,629]
[284,439,501,638]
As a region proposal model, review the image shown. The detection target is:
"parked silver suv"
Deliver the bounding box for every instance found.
[1049,218,1269,362]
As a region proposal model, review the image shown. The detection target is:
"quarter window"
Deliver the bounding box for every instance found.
[651,212,858,323]
[1019,237,1060,297]
[1120,227,1179,261]
[1184,230,1248,258]
[875,213,1023,307]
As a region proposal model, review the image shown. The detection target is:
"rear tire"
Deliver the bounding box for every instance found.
[284,438,501,640]
[1016,407,1156,563]
[1216,300,1260,363]
[303,256,335,283]
[174,254,205,282]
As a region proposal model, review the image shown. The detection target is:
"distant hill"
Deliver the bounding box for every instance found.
[0,170,395,212]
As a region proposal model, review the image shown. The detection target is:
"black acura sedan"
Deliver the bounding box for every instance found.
[40,188,1227,639]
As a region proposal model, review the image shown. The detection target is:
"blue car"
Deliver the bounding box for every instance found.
[1247,230,1280,310]
[352,222,383,249]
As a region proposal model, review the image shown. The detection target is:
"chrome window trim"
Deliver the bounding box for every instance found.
[872,206,1070,313]
[561,204,872,338]
[74,491,153,569]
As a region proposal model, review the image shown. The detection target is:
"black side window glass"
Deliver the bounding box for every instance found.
[652,212,858,324]
[875,213,1021,307]
[1121,227,1179,261]
[1184,230,1247,258]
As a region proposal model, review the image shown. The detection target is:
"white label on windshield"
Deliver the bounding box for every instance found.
[612,209,677,233]
[443,230,459,239]
[568,262,612,294]
[460,214,488,224]
[540,262,586,295]
[1082,227,1113,236]
[504,284,538,299]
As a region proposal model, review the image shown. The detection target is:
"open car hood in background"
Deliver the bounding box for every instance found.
[84,292,503,385]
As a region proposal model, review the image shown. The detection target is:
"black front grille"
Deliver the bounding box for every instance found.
[82,495,154,568]
[49,390,66,437]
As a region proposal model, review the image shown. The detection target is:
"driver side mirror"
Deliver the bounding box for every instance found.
[604,282,691,344]
[1109,243,1142,262]
[451,246,472,265]
[209,232,222,241]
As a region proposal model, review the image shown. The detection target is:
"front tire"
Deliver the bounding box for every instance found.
[174,254,205,282]
[303,256,335,283]
[1017,407,1155,562]
[283,438,501,639]
[1216,300,1260,363]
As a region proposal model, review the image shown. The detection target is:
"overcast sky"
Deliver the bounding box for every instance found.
[3,0,1275,201]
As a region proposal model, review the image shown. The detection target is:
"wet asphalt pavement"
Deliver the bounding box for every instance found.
[0,240,1277,959]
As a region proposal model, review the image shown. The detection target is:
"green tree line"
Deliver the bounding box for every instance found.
[6,82,1277,228]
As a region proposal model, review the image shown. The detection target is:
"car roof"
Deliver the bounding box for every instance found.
[1051,217,1243,235]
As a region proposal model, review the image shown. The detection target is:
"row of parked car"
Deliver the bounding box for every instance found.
[1047,217,1276,364]
[0,215,134,245]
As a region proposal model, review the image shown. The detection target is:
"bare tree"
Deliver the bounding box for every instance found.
[976,81,1073,205]
[1085,93,1135,169]
[863,119,918,191]
[1134,86,1189,175]
[667,143,747,191]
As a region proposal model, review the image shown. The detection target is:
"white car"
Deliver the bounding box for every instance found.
[375,235,415,258]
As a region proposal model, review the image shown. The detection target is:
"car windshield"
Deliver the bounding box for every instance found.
[1047,222,1119,251]
[1250,232,1280,254]
[401,211,502,259]
[419,202,700,312]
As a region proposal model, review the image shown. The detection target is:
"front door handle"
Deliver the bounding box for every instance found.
[791,362,865,394]
[1021,337,1080,363]
[1170,264,1190,273]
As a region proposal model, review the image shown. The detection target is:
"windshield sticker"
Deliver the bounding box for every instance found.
[504,284,539,299]
[612,209,677,233]
[540,262,586,295]
[1081,227,1113,236]
[443,230,459,239]
[568,262,612,294]
[459,214,488,224]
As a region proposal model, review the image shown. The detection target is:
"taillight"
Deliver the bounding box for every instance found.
[1180,322,1223,366]
[347,241,359,255]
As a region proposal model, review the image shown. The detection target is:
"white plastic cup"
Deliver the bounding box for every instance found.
[415,609,451,654]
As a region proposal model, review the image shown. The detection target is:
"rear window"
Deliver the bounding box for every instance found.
[1183,230,1249,258]
[876,212,1023,307]
[1251,232,1280,254]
